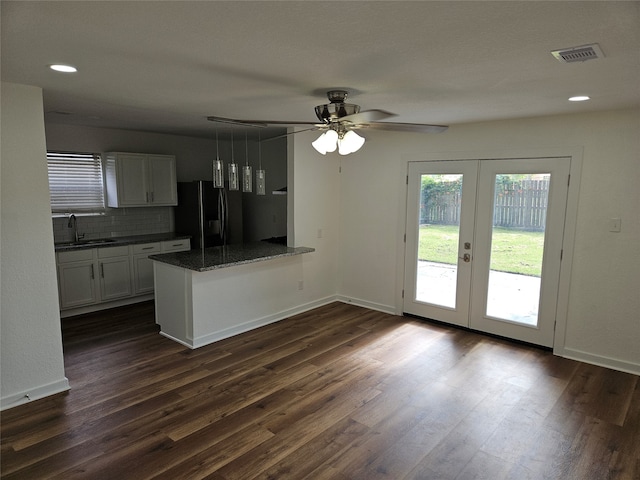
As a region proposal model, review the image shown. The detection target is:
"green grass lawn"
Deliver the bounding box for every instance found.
[418,225,545,277]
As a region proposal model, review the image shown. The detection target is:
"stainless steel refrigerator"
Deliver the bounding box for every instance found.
[174,181,243,248]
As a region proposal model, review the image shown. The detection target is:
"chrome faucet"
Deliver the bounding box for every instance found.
[67,214,84,242]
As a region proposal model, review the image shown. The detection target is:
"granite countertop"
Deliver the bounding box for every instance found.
[54,232,191,252]
[149,242,315,272]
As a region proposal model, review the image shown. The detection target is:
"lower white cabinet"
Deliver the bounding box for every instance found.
[131,239,190,294]
[56,238,190,313]
[161,238,190,253]
[97,246,131,301]
[132,243,161,295]
[58,262,97,309]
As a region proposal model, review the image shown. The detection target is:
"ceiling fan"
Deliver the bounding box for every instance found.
[207,90,448,155]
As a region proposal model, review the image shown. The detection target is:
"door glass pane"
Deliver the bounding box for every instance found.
[416,174,463,308]
[486,173,549,325]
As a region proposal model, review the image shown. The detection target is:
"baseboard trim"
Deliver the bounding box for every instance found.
[561,348,640,376]
[1,377,70,411]
[158,331,197,349]
[60,294,154,318]
[165,296,339,349]
[335,295,397,315]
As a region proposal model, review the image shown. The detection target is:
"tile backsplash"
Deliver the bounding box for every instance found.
[53,207,173,243]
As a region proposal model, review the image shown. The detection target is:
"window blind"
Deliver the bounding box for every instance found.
[47,151,105,214]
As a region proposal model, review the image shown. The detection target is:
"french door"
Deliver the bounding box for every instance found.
[403,158,570,347]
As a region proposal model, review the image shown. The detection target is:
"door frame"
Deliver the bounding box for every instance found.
[396,147,583,355]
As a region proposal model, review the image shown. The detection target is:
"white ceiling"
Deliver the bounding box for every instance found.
[2,1,639,138]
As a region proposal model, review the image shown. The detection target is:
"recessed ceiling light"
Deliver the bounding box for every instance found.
[49,64,77,73]
[568,96,590,102]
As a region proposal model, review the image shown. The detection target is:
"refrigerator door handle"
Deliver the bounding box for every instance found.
[198,181,205,250]
[218,188,227,245]
[224,190,228,245]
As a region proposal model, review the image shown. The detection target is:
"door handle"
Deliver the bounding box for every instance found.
[459,253,471,262]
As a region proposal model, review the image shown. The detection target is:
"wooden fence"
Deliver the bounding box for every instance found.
[421,179,549,231]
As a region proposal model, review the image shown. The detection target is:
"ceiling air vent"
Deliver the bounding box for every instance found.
[551,43,604,63]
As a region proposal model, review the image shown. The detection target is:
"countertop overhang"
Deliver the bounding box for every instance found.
[149,242,315,272]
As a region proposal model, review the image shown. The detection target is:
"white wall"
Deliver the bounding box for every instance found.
[45,123,220,181]
[292,108,640,374]
[290,133,341,303]
[1,83,69,409]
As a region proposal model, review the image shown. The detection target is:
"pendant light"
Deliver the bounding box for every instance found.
[212,128,224,188]
[256,130,266,196]
[242,131,252,193]
[228,130,239,190]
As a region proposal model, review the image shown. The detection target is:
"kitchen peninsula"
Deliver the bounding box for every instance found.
[150,242,314,348]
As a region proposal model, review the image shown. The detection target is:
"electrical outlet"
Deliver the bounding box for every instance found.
[317,228,323,239]
[297,280,304,290]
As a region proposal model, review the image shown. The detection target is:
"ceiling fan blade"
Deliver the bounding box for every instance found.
[207,116,320,128]
[262,126,324,142]
[207,116,268,128]
[366,122,448,134]
[339,109,396,125]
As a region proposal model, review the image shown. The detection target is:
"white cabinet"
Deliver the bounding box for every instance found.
[57,250,97,309]
[161,238,191,253]
[105,152,177,207]
[98,246,132,301]
[132,243,161,295]
[148,156,177,205]
[57,237,190,314]
[57,246,132,309]
[131,240,190,295]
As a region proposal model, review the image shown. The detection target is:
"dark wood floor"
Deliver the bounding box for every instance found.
[2,301,638,479]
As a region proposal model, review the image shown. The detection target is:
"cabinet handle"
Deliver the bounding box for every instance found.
[151,192,154,202]
[142,247,154,250]
[172,243,181,247]
[146,192,149,203]
[90,264,95,279]
[100,263,104,278]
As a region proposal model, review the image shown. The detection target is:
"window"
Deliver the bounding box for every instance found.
[47,151,105,215]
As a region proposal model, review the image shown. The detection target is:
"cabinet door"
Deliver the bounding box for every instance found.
[117,154,149,206]
[99,257,132,301]
[148,155,177,205]
[58,262,97,309]
[133,254,155,294]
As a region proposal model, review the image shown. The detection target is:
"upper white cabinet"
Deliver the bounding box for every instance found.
[105,152,177,207]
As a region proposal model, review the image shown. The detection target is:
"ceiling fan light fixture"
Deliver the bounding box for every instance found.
[312,132,328,155]
[324,129,338,152]
[338,130,365,155]
[312,129,339,155]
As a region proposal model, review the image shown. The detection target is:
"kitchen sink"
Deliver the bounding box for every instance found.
[56,239,117,247]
